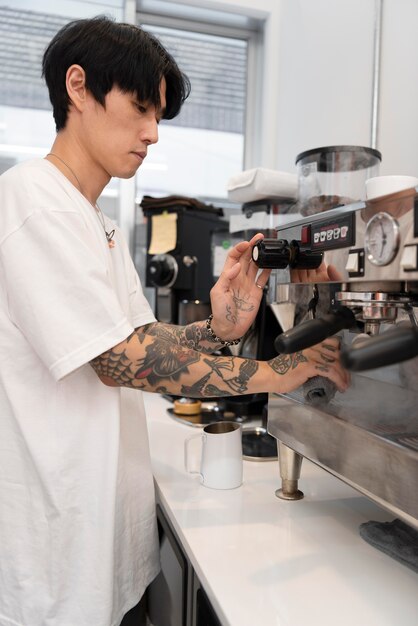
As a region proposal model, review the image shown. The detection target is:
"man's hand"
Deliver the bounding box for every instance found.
[267,336,350,394]
[209,233,271,341]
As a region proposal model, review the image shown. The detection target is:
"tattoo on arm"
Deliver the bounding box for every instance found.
[268,351,308,375]
[91,330,261,398]
[91,331,200,387]
[321,354,336,363]
[199,357,258,394]
[90,332,141,386]
[322,343,337,352]
[315,365,330,373]
[141,320,222,353]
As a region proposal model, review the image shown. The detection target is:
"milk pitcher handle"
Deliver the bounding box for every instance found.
[184,433,205,479]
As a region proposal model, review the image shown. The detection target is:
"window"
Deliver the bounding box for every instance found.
[0,1,123,221]
[136,20,252,205]
[0,2,262,237]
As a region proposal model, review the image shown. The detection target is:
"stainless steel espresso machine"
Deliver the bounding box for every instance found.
[252,184,418,530]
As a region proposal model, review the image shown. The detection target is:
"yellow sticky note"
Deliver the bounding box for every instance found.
[148,213,177,254]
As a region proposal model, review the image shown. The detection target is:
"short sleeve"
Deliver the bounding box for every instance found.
[1,208,134,380]
[123,252,156,329]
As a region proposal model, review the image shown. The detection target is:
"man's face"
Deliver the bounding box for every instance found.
[81,77,166,180]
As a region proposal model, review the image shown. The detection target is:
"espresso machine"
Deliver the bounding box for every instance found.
[252,184,418,530]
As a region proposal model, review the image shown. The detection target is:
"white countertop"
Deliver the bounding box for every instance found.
[144,392,418,626]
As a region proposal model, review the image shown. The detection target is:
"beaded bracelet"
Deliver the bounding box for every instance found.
[205,314,241,347]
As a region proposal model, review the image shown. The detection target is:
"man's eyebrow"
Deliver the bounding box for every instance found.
[132,96,165,118]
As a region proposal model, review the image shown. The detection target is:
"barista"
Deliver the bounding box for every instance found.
[0,16,349,626]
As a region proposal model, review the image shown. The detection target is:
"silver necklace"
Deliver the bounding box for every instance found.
[46,152,115,248]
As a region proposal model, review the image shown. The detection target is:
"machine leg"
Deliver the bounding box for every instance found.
[275,441,304,500]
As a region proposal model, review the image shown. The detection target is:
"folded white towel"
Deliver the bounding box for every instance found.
[227,168,298,203]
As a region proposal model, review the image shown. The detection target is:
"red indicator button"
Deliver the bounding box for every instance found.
[301,225,310,244]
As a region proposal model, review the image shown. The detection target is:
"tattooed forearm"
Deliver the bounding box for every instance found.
[140,320,223,354]
[91,327,344,397]
[91,330,263,398]
[223,359,259,393]
[197,357,258,394]
[268,351,308,375]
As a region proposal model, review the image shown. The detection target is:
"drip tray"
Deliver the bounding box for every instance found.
[242,427,277,461]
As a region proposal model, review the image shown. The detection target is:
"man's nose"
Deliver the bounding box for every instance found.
[143,119,159,145]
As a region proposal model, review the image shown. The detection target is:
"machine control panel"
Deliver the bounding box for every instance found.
[310,212,355,250]
[254,190,418,281]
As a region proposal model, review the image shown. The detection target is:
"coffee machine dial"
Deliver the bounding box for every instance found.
[364,211,400,266]
[252,239,323,270]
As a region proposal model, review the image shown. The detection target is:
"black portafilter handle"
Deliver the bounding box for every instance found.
[252,239,323,270]
[274,308,357,354]
[341,326,418,372]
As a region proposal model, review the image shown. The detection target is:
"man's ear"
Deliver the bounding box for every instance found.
[66,64,87,112]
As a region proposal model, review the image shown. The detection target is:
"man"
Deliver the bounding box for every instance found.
[0,16,348,626]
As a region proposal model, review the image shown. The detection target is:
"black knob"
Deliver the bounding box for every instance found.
[252,239,323,271]
[147,254,178,287]
[252,239,292,269]
[290,241,323,270]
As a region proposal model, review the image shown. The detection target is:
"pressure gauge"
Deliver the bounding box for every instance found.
[364,211,400,266]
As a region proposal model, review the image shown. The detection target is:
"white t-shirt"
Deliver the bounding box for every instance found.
[0,159,159,626]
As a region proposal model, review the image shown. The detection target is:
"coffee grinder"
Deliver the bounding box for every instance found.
[142,199,227,324]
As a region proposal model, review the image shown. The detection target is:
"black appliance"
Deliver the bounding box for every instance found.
[142,200,227,324]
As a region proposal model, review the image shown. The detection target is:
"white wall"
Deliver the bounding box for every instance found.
[181,0,418,177]
[378,0,418,176]
[272,0,418,176]
[274,0,376,173]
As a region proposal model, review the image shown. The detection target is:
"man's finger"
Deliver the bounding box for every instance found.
[214,262,241,291]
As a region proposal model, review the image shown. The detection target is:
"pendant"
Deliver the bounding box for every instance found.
[106,229,115,248]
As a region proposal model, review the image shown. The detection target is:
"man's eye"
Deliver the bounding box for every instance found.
[136,104,147,113]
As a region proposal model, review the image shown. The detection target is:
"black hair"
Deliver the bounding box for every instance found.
[42,15,191,131]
